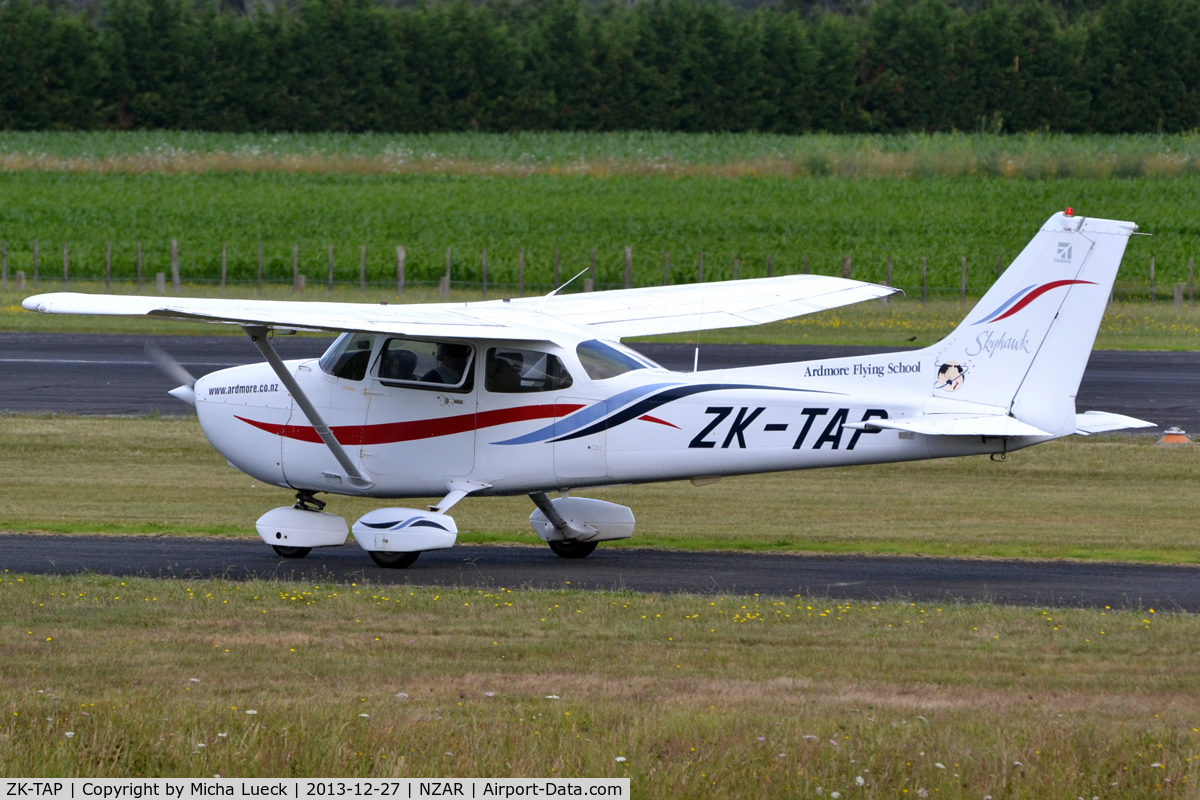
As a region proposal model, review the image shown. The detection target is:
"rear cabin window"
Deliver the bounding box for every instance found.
[374,338,475,392]
[486,348,573,393]
[318,333,376,381]
[576,339,658,380]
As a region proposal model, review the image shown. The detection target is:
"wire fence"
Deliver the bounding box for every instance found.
[1,240,1195,308]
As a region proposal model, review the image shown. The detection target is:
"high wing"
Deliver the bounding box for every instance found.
[503,275,897,338]
[22,275,898,340]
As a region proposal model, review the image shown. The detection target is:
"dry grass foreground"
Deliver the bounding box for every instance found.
[2,415,1199,562]
[1,572,1199,797]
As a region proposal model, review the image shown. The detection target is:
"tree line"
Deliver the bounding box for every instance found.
[2,0,1198,134]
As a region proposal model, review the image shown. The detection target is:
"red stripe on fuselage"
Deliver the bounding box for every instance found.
[638,414,679,428]
[236,403,585,445]
[991,280,1095,322]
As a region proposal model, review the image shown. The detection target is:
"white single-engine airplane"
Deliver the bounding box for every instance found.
[23,211,1152,567]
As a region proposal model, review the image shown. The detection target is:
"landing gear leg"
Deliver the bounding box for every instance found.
[530,492,600,559]
[293,491,327,512]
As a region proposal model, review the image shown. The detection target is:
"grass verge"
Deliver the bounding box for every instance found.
[6,286,1200,350]
[1,572,1198,796]
[2,415,1198,563]
[6,131,1200,179]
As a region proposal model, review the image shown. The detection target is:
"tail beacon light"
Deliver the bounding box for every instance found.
[351,508,458,553]
[256,507,350,549]
[530,497,635,543]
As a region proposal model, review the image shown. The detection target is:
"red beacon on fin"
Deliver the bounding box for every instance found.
[1065,207,1074,216]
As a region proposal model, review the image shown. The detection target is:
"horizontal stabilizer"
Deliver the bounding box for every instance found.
[1074,410,1156,435]
[845,414,1052,438]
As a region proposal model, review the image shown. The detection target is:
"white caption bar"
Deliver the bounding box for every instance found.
[2,780,628,800]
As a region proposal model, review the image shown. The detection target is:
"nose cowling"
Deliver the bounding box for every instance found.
[195,364,291,488]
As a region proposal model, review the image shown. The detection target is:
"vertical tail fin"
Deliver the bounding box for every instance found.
[928,212,1137,435]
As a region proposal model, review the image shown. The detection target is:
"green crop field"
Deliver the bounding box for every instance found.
[2,133,1200,299]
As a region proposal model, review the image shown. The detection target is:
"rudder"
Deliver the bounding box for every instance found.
[926,211,1137,435]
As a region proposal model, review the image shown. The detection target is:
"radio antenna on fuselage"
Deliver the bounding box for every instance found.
[537,266,590,313]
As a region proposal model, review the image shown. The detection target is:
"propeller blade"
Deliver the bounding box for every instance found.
[145,342,197,388]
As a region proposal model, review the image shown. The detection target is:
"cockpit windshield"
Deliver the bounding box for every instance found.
[318,333,376,381]
[576,339,662,380]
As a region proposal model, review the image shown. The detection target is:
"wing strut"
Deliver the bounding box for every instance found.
[243,325,374,490]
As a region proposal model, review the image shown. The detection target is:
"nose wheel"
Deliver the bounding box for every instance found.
[548,540,597,559]
[273,545,312,559]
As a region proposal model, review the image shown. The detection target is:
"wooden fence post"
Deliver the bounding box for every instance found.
[220,243,227,294]
[170,239,180,294]
[732,253,739,281]
[624,246,632,289]
[767,254,773,278]
[32,241,38,288]
[518,248,525,296]
[292,244,299,293]
[105,241,111,290]
[1175,283,1184,310]
[15,270,24,291]
[1150,255,1156,306]
[361,246,368,295]
[62,242,69,290]
[156,272,166,294]
[960,256,967,303]
[441,248,451,297]
[698,252,704,283]
[297,274,306,294]
[1189,257,1195,308]
[256,243,263,292]
[841,255,851,280]
[327,246,335,294]
[481,249,488,298]
[586,249,595,292]
[921,257,927,305]
[663,252,669,285]
[396,246,405,295]
[554,249,560,287]
[881,254,892,306]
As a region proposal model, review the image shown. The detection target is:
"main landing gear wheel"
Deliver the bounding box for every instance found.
[368,551,421,569]
[272,545,312,559]
[548,540,598,559]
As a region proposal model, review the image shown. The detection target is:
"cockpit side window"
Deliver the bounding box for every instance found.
[373,338,475,392]
[318,332,376,381]
[485,348,573,393]
[576,339,660,380]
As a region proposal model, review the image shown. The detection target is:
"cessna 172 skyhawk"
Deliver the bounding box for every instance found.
[23,211,1152,567]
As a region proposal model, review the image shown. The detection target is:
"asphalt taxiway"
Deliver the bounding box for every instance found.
[1,534,1196,610]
